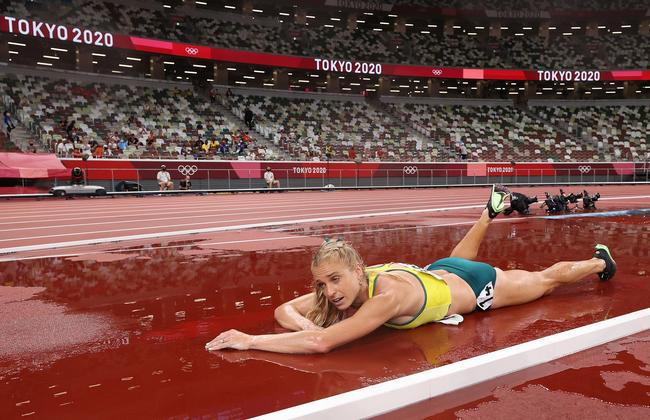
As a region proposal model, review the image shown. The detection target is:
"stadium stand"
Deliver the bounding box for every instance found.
[224,92,438,161]
[0,71,274,160]
[531,104,650,161]
[383,100,579,162]
[2,1,650,69]
[3,65,648,162]
[1,0,649,162]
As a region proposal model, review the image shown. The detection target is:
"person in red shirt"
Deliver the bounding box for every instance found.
[93,144,104,159]
[348,146,357,161]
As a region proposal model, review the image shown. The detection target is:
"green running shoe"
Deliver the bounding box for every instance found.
[593,244,616,281]
[486,184,511,219]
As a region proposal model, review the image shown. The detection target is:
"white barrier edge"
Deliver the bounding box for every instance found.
[254,307,650,420]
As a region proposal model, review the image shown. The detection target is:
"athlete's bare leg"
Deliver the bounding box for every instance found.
[492,258,606,309]
[450,185,510,260]
[449,208,492,261]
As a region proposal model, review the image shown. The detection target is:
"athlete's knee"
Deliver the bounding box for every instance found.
[538,272,559,295]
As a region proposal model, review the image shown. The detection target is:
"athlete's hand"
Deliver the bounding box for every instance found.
[205,329,254,351]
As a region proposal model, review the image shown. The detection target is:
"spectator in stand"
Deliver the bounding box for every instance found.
[179,175,192,190]
[458,138,468,160]
[264,166,280,188]
[93,144,104,159]
[81,140,92,158]
[118,137,128,151]
[348,146,357,161]
[109,131,118,144]
[218,138,228,155]
[3,111,16,141]
[236,139,247,156]
[27,141,37,153]
[59,118,68,131]
[64,140,74,156]
[107,136,117,152]
[181,145,192,158]
[56,140,65,156]
[146,130,155,147]
[325,143,334,160]
[157,165,174,191]
[225,88,233,100]
[244,108,255,130]
[375,148,384,161]
[66,120,76,140]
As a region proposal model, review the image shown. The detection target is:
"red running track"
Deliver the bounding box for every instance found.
[2,184,650,256]
[1,185,649,418]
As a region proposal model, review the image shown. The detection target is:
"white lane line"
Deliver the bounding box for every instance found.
[0,198,481,229]
[0,193,478,221]
[5,192,648,240]
[0,191,480,215]
[4,190,647,220]
[2,193,648,257]
[600,194,650,201]
[0,220,486,262]
[0,202,485,243]
[0,204,484,255]
[254,308,650,420]
[1,205,645,262]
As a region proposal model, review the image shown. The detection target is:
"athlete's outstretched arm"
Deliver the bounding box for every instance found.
[274,292,322,331]
[449,208,492,260]
[206,291,401,354]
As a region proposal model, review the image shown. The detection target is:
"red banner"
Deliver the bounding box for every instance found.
[3,15,650,81]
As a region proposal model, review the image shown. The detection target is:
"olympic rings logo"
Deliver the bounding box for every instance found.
[185,47,199,55]
[177,165,198,176]
[431,69,443,76]
[403,166,418,175]
[578,165,592,174]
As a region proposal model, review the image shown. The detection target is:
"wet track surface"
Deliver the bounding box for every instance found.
[1,207,649,418]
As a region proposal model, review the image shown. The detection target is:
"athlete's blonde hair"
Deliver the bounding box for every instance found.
[306,238,365,328]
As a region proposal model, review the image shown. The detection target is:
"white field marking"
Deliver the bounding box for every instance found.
[0,193,478,222]
[0,196,650,262]
[599,194,650,201]
[0,202,487,244]
[0,204,485,255]
[3,190,647,221]
[0,198,482,230]
[0,191,480,216]
[254,308,650,420]
[0,220,486,262]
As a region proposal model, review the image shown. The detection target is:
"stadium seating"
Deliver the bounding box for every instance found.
[531,105,650,161]
[385,102,579,162]
[3,69,649,162]
[2,0,650,69]
[224,93,434,161]
[0,73,266,159]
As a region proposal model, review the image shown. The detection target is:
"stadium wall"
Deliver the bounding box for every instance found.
[54,159,649,191]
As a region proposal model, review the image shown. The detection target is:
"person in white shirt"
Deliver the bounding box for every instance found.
[157,165,174,191]
[264,166,280,188]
